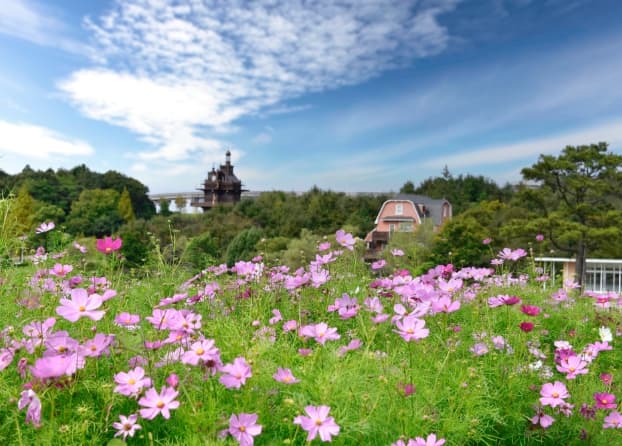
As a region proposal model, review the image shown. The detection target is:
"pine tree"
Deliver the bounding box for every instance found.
[118,187,136,222]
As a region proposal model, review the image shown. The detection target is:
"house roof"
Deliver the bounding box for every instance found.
[393,194,450,227]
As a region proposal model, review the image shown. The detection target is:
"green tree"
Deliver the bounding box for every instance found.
[399,181,416,194]
[11,185,36,234]
[65,189,123,236]
[225,227,264,266]
[159,199,172,216]
[174,195,186,213]
[518,142,622,285]
[118,187,136,222]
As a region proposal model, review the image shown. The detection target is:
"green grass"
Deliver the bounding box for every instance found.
[0,239,621,446]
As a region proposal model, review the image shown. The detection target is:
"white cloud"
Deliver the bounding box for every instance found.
[0,120,94,160]
[59,0,461,166]
[0,0,87,54]
[421,118,622,170]
[252,132,272,145]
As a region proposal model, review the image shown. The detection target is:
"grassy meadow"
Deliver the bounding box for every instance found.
[0,226,621,446]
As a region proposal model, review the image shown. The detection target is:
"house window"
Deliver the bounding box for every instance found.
[395,203,403,215]
[389,224,396,233]
[399,222,413,232]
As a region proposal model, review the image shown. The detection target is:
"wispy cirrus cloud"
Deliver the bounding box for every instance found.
[0,119,94,161]
[0,0,87,54]
[59,0,461,164]
[421,118,622,170]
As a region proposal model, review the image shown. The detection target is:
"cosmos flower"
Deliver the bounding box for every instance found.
[294,405,340,442]
[112,414,141,439]
[96,236,122,254]
[229,413,262,446]
[273,367,300,384]
[56,288,105,322]
[138,386,179,419]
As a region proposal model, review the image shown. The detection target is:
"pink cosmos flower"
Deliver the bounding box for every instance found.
[338,339,362,357]
[49,263,73,278]
[335,229,355,251]
[371,259,386,270]
[181,339,220,366]
[283,320,298,332]
[530,406,554,429]
[56,288,105,322]
[294,405,340,442]
[535,234,545,242]
[482,238,492,245]
[594,392,617,409]
[73,242,87,253]
[138,386,180,419]
[603,411,622,428]
[113,414,141,439]
[318,242,331,251]
[394,315,429,342]
[299,323,341,345]
[114,312,141,330]
[391,248,405,256]
[18,389,42,427]
[269,309,282,325]
[470,342,489,356]
[229,413,262,446]
[219,357,252,389]
[413,433,446,446]
[81,333,114,357]
[96,236,123,254]
[431,296,460,314]
[30,352,84,379]
[35,221,55,234]
[273,367,300,384]
[540,381,569,408]
[556,355,588,379]
[498,247,527,261]
[114,366,152,397]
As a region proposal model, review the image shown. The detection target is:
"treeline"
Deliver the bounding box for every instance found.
[0,164,155,237]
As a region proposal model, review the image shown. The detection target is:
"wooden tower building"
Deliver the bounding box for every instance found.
[193,151,245,211]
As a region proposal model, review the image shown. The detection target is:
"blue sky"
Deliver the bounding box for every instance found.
[1,0,621,194]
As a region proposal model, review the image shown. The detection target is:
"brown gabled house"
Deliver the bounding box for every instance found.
[364,194,452,255]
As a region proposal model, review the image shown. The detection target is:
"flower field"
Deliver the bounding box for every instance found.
[1,228,621,445]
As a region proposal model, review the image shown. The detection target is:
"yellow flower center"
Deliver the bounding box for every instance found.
[196,348,204,355]
[128,378,136,385]
[123,423,132,431]
[315,419,323,426]
[156,401,165,409]
[239,426,246,432]
[552,392,559,398]
[79,306,86,312]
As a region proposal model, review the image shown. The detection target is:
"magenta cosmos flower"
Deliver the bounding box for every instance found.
[229,413,262,446]
[540,381,569,408]
[219,357,252,389]
[521,305,541,316]
[112,414,141,439]
[138,386,179,419]
[294,405,340,442]
[56,288,105,322]
[594,392,617,409]
[96,236,123,254]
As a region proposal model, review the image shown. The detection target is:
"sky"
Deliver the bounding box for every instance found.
[1,0,622,195]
